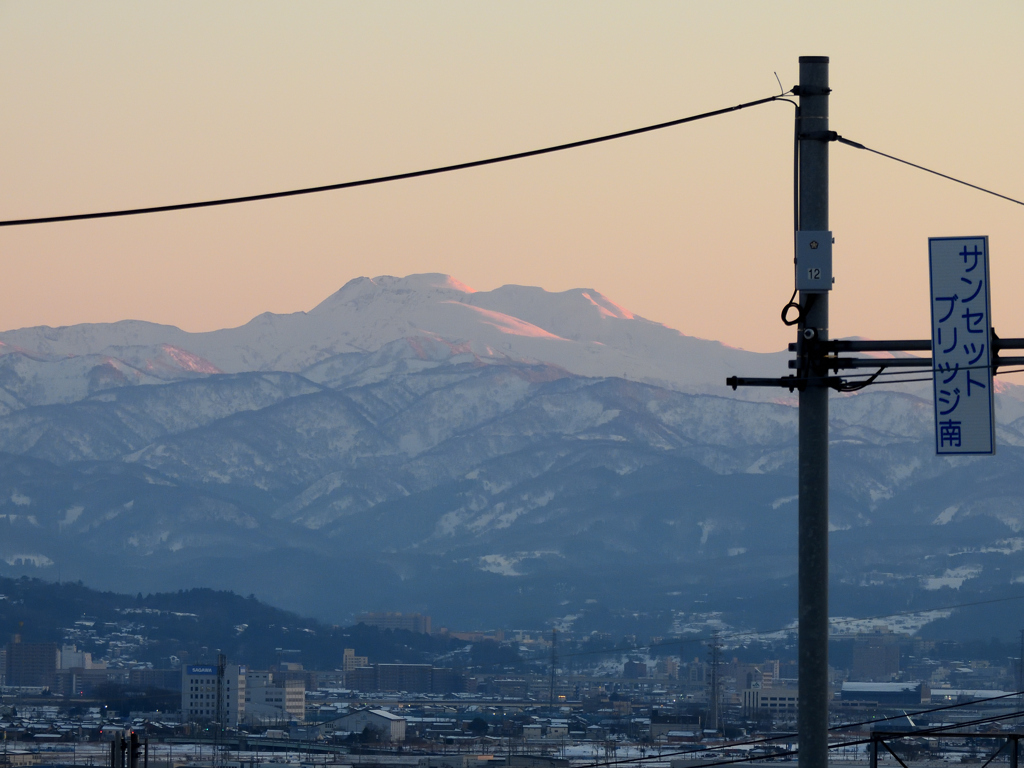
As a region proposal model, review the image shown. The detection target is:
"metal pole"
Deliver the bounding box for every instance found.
[797,55,830,768]
[1018,629,1023,694]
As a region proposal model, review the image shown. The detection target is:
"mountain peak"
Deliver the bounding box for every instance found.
[314,273,476,312]
[0,272,791,400]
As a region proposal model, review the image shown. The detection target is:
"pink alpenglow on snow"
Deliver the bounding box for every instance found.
[159,345,223,374]
[443,302,567,341]
[580,291,635,320]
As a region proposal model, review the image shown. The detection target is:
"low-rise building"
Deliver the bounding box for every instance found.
[840,681,929,706]
[334,708,406,741]
[650,712,702,740]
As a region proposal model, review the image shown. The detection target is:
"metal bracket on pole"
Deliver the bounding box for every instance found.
[731,331,1024,393]
[791,86,832,97]
[798,131,838,142]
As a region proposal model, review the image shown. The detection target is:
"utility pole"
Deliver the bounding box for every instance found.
[707,632,721,732]
[216,652,226,727]
[1019,629,1023,694]
[796,55,830,768]
[1018,628,1023,724]
[727,51,1024,768]
[549,629,558,716]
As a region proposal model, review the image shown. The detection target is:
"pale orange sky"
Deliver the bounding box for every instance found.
[1,2,1022,353]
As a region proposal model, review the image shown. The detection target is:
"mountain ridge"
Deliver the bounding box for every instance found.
[0,273,790,402]
[0,274,1022,639]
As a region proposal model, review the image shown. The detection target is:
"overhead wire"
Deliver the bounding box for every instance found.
[785,129,1022,387]
[648,708,1024,768]
[0,93,791,228]
[837,136,1024,208]
[834,360,1024,391]
[563,698,1024,768]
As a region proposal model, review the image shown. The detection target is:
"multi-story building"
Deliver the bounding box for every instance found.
[377,663,433,692]
[59,644,101,670]
[623,661,648,679]
[346,666,376,690]
[742,683,799,715]
[181,661,246,726]
[851,635,901,681]
[653,657,679,680]
[342,648,369,672]
[5,637,59,688]
[244,670,305,724]
[356,612,431,635]
[344,663,463,694]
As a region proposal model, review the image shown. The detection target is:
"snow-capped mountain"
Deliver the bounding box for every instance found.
[0,274,1022,639]
[0,274,789,403]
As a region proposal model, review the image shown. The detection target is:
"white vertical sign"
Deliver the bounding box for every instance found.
[929,236,995,455]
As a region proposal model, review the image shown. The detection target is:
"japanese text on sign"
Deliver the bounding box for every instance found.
[929,236,995,455]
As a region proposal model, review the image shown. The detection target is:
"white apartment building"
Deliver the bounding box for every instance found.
[181,663,246,726]
[60,645,101,670]
[742,683,798,715]
[244,670,305,724]
[342,648,368,672]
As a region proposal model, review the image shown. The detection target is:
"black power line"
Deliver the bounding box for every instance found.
[0,94,789,228]
[837,136,1024,208]
[567,696,1024,768]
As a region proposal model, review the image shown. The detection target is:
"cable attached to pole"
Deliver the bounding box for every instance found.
[837,136,1024,207]
[781,287,803,326]
[0,93,791,228]
[839,367,883,392]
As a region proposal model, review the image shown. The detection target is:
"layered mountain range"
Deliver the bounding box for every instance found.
[1,274,1022,639]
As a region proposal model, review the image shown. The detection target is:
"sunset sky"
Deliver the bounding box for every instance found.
[2,2,1022,353]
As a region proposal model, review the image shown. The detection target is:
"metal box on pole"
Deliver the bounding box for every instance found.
[795,231,833,292]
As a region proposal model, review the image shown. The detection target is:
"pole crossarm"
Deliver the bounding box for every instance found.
[729,333,1024,391]
[803,337,1024,353]
[819,339,932,352]
[726,375,841,391]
